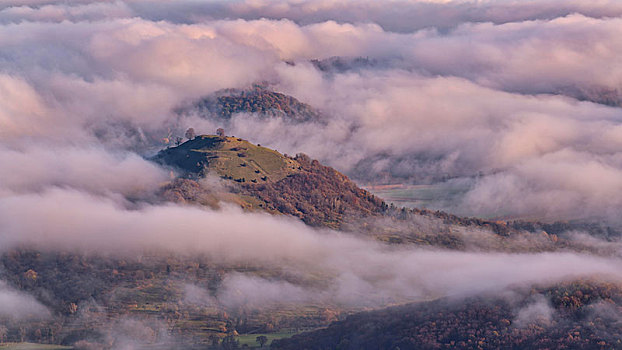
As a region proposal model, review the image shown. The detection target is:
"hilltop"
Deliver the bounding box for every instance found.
[153,135,386,228]
[153,135,299,183]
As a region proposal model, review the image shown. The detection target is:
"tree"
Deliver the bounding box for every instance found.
[208,334,220,347]
[217,128,225,137]
[221,335,239,350]
[175,137,183,146]
[0,325,7,343]
[185,127,196,140]
[256,335,268,347]
[18,327,25,343]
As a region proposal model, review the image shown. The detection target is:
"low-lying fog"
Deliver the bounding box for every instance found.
[2,0,622,321]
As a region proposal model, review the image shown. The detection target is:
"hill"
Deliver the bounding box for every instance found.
[310,56,380,73]
[153,135,619,250]
[0,139,619,349]
[273,280,622,350]
[180,85,322,123]
[154,135,386,228]
[0,249,341,348]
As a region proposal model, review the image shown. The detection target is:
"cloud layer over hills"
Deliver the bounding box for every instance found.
[1,0,622,313]
[2,0,622,223]
[1,188,622,307]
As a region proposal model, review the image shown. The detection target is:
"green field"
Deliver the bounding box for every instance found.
[365,182,469,210]
[237,332,298,348]
[201,136,299,182]
[157,135,300,183]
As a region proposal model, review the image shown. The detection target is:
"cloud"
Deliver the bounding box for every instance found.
[206,69,622,221]
[1,0,622,311]
[513,294,554,327]
[0,282,50,320]
[101,0,622,33]
[0,1,131,24]
[0,144,168,197]
[1,0,622,226]
[214,274,316,308]
[1,188,621,307]
[0,74,55,141]
[458,149,622,222]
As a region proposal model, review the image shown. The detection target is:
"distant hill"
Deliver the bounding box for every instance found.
[310,56,380,73]
[180,85,323,123]
[273,280,622,350]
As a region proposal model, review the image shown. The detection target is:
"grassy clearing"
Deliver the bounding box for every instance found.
[203,136,299,182]
[237,332,298,348]
[365,183,468,209]
[157,134,300,182]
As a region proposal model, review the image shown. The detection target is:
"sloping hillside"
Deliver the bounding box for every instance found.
[240,153,386,228]
[153,135,386,228]
[0,249,339,348]
[273,281,622,350]
[153,135,618,250]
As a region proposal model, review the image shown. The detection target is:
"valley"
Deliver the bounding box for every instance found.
[3,3,622,348]
[0,135,620,349]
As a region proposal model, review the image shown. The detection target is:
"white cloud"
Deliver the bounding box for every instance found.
[0,282,50,320]
[0,188,621,306]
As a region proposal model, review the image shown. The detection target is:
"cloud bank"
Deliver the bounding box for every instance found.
[1,0,622,309]
[1,188,621,307]
[3,0,622,222]
[0,282,50,320]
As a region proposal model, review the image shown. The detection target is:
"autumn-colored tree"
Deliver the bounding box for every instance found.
[185,127,196,140]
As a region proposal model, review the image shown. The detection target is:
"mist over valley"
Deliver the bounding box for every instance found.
[1,1,622,349]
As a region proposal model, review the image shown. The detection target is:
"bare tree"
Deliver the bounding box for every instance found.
[185,127,196,140]
[217,128,225,137]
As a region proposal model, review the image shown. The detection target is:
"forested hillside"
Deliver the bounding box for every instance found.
[154,135,620,253]
[182,85,322,123]
[273,281,622,350]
